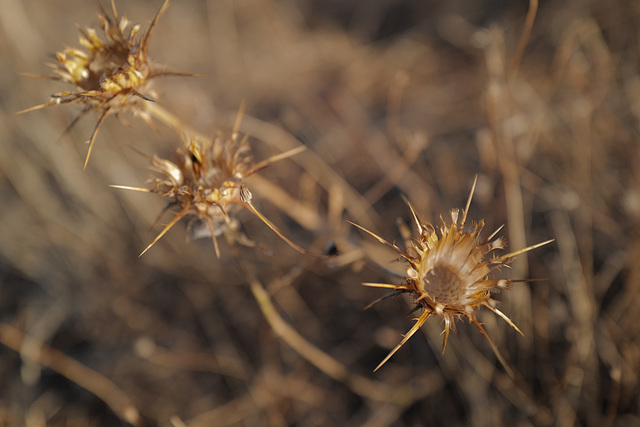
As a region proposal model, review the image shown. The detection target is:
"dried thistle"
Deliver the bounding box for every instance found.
[19,0,192,169]
[112,104,306,258]
[350,177,553,373]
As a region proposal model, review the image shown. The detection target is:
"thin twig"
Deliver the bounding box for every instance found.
[248,274,397,402]
[0,323,141,426]
[508,0,538,85]
[239,259,439,407]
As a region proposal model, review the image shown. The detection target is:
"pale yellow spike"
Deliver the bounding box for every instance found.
[461,174,478,228]
[482,302,524,336]
[500,239,554,260]
[238,200,306,254]
[441,315,452,354]
[141,0,171,58]
[401,194,423,236]
[83,108,110,170]
[206,217,221,259]
[110,0,118,21]
[109,185,152,193]
[139,207,189,257]
[374,309,432,372]
[232,100,247,138]
[18,72,60,81]
[347,221,414,267]
[486,224,505,242]
[16,103,53,114]
[246,146,307,177]
[469,316,514,379]
[362,282,406,290]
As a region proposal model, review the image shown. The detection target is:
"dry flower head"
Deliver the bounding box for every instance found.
[112,104,306,258]
[350,177,553,373]
[19,0,192,169]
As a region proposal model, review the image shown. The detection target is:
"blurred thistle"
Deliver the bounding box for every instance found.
[112,103,306,258]
[19,0,194,169]
[350,177,553,373]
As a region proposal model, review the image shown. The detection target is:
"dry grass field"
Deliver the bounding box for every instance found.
[0,0,638,426]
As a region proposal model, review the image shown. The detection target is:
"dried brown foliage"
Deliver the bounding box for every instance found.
[1,0,638,426]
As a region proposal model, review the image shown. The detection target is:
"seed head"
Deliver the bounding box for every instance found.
[351,177,553,373]
[112,105,306,258]
[20,0,192,169]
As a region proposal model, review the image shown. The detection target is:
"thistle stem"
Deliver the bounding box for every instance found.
[144,100,208,140]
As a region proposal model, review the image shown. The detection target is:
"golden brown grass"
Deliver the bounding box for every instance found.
[1,0,638,426]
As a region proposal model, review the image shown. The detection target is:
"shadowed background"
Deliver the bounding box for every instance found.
[0,0,637,426]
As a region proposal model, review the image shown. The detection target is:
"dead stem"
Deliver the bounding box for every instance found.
[239,258,440,407]
[508,0,539,85]
[238,114,380,230]
[143,100,208,141]
[248,275,396,402]
[0,323,141,426]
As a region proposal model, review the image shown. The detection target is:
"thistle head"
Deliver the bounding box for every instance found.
[403,204,511,319]
[143,131,253,257]
[112,105,307,257]
[20,0,191,168]
[351,177,553,373]
[56,5,149,97]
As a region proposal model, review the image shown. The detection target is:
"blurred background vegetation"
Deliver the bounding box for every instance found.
[1,0,638,425]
